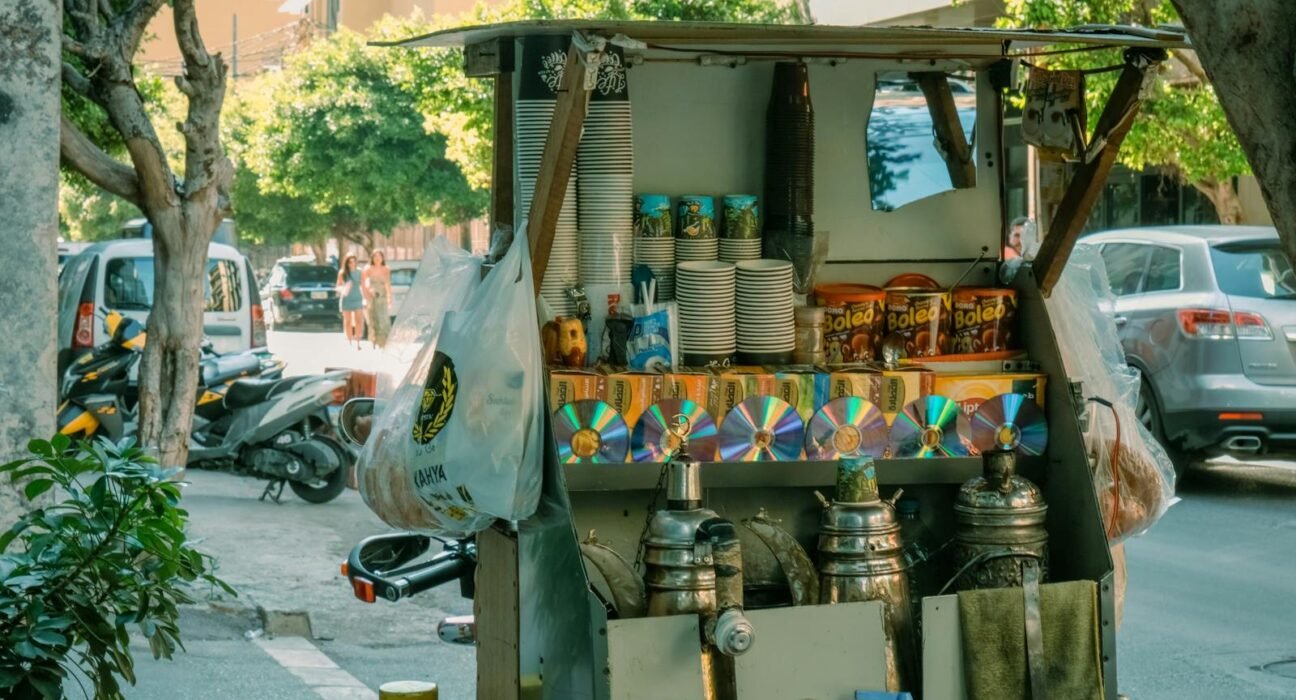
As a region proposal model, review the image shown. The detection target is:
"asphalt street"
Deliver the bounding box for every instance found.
[123,329,1296,699]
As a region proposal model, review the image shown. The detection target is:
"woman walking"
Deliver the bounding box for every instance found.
[338,255,366,349]
[364,250,393,349]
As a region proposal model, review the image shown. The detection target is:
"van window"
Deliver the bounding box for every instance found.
[1210,242,1296,299]
[1142,245,1182,293]
[103,257,244,312]
[1099,243,1151,296]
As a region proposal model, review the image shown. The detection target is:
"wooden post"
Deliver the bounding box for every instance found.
[912,72,977,189]
[476,524,520,700]
[491,71,515,234]
[1032,50,1166,295]
[527,41,592,295]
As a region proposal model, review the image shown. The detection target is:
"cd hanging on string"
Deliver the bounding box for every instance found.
[631,398,719,462]
[718,396,805,462]
[887,395,971,458]
[553,400,630,463]
[804,397,888,460]
[969,393,1048,456]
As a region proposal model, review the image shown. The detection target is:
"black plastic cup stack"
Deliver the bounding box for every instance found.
[762,62,816,285]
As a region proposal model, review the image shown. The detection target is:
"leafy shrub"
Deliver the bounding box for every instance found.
[0,436,234,699]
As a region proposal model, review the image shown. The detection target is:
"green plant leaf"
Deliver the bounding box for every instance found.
[24,479,55,501]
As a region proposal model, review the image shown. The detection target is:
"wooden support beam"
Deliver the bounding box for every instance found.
[476,524,520,700]
[491,71,515,234]
[465,37,514,78]
[1032,50,1165,295]
[527,41,591,295]
[912,72,976,189]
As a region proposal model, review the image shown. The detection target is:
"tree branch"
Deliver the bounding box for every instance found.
[62,62,92,95]
[1171,48,1209,86]
[63,37,106,61]
[60,114,143,207]
[98,0,117,21]
[173,0,213,70]
[121,0,166,58]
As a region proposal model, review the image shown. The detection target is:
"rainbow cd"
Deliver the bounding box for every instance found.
[805,397,889,460]
[718,396,805,462]
[887,395,971,458]
[969,393,1048,456]
[631,399,719,462]
[553,400,630,463]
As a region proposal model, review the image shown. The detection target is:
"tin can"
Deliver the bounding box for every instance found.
[884,288,950,358]
[950,288,1017,354]
[814,284,886,364]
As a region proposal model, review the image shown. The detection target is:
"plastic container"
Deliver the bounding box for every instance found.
[814,283,886,363]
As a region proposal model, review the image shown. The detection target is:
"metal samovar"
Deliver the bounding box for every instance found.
[643,434,754,699]
[951,448,1049,590]
[816,457,917,693]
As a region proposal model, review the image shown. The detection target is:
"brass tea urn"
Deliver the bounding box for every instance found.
[951,448,1049,590]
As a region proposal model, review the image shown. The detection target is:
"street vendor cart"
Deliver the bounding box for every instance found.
[349,18,1187,700]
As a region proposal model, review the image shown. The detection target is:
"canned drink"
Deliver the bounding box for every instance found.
[885,288,950,358]
[814,284,886,364]
[950,288,1017,354]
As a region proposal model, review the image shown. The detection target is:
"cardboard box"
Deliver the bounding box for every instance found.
[603,371,665,428]
[547,368,606,409]
[828,365,934,424]
[934,372,1048,418]
[661,370,714,406]
[710,366,775,424]
[770,366,831,424]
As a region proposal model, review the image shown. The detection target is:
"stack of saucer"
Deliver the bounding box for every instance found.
[736,259,795,363]
[578,46,634,286]
[633,194,675,300]
[518,36,579,316]
[719,194,763,263]
[676,261,736,365]
[675,195,719,263]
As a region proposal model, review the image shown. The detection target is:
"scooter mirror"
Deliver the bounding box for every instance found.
[338,397,375,446]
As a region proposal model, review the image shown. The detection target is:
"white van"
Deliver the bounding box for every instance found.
[57,240,266,374]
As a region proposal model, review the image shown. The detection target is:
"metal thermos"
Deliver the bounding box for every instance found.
[644,447,754,699]
[952,448,1050,590]
[816,458,917,693]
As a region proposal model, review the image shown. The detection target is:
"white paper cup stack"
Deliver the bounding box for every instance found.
[676,261,736,363]
[736,259,796,362]
[577,51,634,287]
[634,237,675,300]
[517,101,579,316]
[719,237,763,263]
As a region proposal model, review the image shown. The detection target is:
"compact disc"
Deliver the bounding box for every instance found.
[804,397,888,460]
[553,400,630,463]
[969,393,1048,456]
[887,395,971,458]
[631,398,719,462]
[718,396,805,462]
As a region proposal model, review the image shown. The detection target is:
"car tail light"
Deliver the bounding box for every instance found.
[1177,309,1234,339]
[278,289,294,300]
[251,303,267,348]
[1219,412,1263,421]
[1232,311,1273,340]
[74,302,95,349]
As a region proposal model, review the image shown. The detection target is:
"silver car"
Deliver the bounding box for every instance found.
[1078,226,1296,472]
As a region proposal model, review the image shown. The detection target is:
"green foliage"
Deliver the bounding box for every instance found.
[58,177,142,242]
[0,437,233,699]
[1000,0,1249,191]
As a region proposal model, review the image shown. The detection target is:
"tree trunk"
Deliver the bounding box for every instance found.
[310,239,327,264]
[0,0,60,525]
[1193,178,1245,225]
[1172,0,1296,263]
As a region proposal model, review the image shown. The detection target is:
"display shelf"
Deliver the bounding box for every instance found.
[562,456,1044,492]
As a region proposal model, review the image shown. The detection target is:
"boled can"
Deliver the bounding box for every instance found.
[950,288,1017,354]
[885,288,950,358]
[814,284,886,364]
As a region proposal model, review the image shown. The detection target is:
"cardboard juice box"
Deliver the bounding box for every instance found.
[547,368,606,410]
[934,372,1048,418]
[770,366,830,424]
[710,366,776,424]
[828,365,934,424]
[603,370,665,428]
[661,370,714,406]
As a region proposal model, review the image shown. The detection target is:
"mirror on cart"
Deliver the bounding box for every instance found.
[867,70,978,212]
[338,397,375,446]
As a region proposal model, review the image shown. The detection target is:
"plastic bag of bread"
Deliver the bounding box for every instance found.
[1045,245,1178,543]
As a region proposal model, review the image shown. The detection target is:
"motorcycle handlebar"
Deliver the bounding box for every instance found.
[345,532,475,603]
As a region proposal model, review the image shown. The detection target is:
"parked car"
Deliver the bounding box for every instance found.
[262,261,342,329]
[57,241,90,274]
[1078,226,1296,472]
[57,239,266,376]
[388,260,420,321]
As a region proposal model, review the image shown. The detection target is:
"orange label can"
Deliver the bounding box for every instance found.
[951,288,1017,354]
[815,284,886,364]
[885,287,951,358]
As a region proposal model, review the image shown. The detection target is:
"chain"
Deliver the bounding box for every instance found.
[632,414,692,573]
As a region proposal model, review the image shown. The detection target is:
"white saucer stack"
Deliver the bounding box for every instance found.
[736,259,796,360]
[676,261,736,362]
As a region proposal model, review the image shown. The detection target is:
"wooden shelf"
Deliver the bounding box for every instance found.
[562,456,1044,492]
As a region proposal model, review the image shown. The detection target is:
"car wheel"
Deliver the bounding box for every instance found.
[1137,378,1190,480]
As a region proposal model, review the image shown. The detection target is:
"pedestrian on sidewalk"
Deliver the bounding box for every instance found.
[364,249,393,349]
[338,255,366,349]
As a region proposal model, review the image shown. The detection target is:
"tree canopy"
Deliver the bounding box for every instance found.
[1001,0,1250,222]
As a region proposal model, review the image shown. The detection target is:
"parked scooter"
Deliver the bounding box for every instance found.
[58,309,353,504]
[336,399,478,643]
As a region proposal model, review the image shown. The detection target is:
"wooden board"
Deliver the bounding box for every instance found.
[922,595,969,700]
[606,616,706,700]
[476,525,520,700]
[734,601,890,699]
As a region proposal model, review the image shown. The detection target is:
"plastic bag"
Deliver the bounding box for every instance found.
[357,241,481,531]
[1045,245,1178,543]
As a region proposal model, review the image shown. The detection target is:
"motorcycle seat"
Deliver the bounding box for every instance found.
[224,375,311,409]
[201,353,262,387]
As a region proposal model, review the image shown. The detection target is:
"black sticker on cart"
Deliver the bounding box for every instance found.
[412,351,457,445]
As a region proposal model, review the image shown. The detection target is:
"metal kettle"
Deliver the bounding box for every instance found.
[951,448,1049,590]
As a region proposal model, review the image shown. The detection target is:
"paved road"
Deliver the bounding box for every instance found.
[125,330,1296,698]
